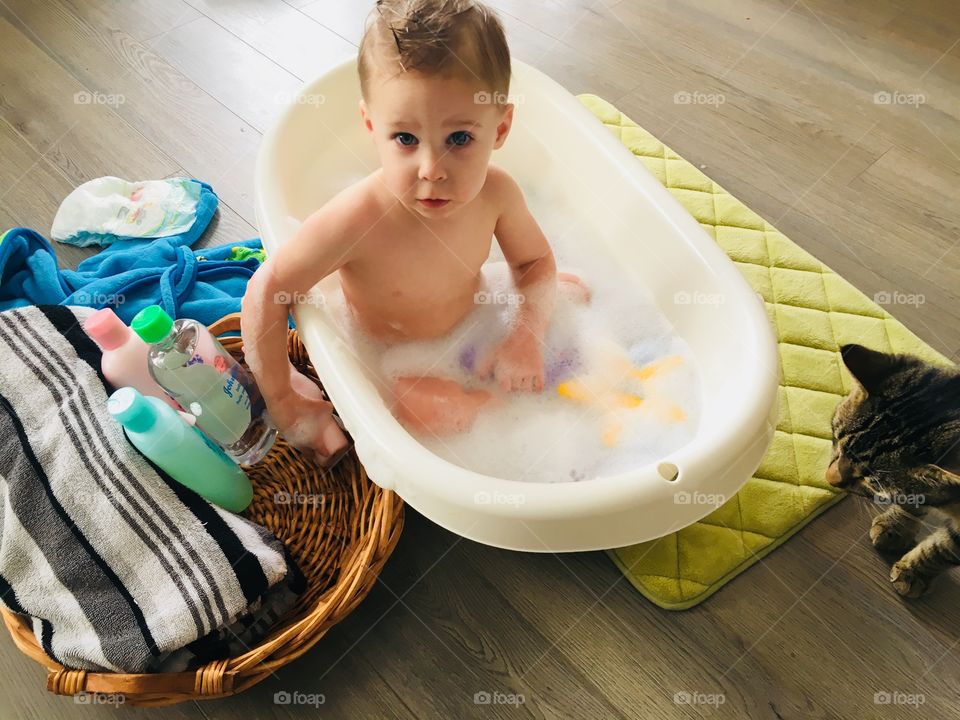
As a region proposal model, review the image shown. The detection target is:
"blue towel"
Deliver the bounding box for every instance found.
[0,228,263,328]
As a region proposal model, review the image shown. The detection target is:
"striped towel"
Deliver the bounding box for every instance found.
[0,305,304,673]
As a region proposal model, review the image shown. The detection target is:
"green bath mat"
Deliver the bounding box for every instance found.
[578,94,952,610]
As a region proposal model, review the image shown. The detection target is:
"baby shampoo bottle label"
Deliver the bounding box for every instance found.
[160,364,249,445]
[158,329,254,446]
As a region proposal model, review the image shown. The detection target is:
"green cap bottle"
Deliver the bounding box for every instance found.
[130,305,174,344]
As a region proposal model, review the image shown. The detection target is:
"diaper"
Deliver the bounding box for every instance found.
[51,176,211,248]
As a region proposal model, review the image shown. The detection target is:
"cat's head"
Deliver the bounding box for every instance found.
[827,344,960,506]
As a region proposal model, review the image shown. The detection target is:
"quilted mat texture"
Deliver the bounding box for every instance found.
[578,94,953,610]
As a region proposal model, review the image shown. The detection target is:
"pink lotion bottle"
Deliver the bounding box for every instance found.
[84,308,185,413]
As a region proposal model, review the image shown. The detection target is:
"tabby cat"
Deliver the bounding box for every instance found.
[828,344,960,597]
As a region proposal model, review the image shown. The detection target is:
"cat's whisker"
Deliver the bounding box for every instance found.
[856,498,874,523]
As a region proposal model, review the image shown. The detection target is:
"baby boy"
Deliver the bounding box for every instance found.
[241,0,588,464]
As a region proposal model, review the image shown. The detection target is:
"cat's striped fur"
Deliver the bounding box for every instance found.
[828,344,960,597]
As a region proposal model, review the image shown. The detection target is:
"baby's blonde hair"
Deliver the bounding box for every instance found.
[358,0,511,102]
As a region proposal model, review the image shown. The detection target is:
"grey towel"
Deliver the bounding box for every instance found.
[0,305,303,673]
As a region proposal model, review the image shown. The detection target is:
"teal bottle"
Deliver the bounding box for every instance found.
[108,386,254,512]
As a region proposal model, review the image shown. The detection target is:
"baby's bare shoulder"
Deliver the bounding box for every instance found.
[320,172,385,228]
[273,172,386,279]
[303,173,387,249]
[483,164,524,211]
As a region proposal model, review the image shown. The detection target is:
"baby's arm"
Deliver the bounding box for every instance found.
[476,169,558,392]
[494,172,558,338]
[241,188,365,461]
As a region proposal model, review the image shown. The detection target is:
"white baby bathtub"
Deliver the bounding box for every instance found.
[254,58,779,552]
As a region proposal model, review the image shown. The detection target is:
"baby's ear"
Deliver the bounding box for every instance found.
[839,344,901,395]
[492,103,514,149]
[359,99,373,133]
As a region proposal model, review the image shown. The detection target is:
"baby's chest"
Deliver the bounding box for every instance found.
[363,226,494,290]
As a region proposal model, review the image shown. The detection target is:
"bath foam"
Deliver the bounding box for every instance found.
[331,259,702,483]
[579,94,954,609]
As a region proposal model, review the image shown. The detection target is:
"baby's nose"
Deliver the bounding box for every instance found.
[419,166,446,182]
[418,154,447,182]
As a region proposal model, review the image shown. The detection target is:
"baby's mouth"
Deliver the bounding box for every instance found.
[417,198,451,209]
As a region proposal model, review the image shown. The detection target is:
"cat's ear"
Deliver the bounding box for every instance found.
[839,344,901,395]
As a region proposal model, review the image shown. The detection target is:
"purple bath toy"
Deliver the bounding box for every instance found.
[459,343,582,388]
[459,344,478,373]
[545,347,583,387]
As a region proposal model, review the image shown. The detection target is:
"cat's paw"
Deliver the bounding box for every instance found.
[890,561,931,598]
[870,515,918,554]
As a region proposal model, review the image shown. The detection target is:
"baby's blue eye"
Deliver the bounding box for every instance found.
[393,132,418,147]
[448,131,473,147]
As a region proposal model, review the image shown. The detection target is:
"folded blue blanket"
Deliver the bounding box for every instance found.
[0,227,263,327]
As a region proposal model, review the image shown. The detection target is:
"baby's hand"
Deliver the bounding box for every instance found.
[476,325,545,393]
[268,367,350,466]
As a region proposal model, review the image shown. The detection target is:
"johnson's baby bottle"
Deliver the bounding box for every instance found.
[131,305,276,465]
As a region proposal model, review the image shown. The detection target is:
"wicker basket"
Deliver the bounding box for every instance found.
[0,312,404,707]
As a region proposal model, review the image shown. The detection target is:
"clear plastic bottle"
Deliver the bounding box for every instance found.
[130,305,277,465]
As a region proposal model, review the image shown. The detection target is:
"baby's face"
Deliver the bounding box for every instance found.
[360,69,513,219]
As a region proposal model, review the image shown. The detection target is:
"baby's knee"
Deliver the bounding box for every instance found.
[390,376,486,436]
[557,272,591,303]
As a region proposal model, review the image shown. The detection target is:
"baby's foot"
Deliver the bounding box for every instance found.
[558,272,591,304]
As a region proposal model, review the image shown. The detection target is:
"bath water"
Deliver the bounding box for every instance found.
[326,198,702,483]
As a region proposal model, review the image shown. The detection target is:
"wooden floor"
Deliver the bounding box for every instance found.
[1,0,959,717]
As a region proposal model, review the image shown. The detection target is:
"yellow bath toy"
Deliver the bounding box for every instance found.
[556,349,686,447]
